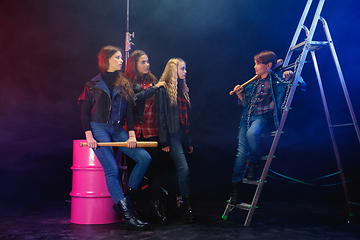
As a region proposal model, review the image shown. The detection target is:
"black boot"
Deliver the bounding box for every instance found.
[229,182,242,204]
[149,199,168,225]
[113,197,150,230]
[166,194,182,219]
[125,188,145,221]
[247,162,259,180]
[182,195,195,224]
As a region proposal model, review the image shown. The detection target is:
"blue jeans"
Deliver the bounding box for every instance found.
[168,127,191,196]
[232,114,270,183]
[91,122,151,204]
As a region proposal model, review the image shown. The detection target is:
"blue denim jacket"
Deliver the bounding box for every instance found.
[239,70,306,129]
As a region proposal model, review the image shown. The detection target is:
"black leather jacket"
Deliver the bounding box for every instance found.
[155,87,191,148]
[78,73,131,131]
[133,83,158,123]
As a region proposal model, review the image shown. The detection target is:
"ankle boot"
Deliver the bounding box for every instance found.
[166,195,182,219]
[182,195,195,224]
[125,188,145,221]
[150,199,168,225]
[247,162,259,180]
[229,182,242,204]
[114,197,150,230]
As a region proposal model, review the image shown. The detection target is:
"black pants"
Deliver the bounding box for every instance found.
[137,134,168,201]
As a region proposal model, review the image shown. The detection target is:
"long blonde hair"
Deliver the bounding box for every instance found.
[159,58,191,107]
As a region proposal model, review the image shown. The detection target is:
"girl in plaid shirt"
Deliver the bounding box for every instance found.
[125,50,168,224]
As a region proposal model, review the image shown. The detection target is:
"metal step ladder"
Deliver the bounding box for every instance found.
[222,0,360,227]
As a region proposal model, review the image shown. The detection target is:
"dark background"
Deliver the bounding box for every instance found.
[0,0,359,208]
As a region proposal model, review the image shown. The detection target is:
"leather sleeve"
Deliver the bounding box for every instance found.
[155,87,169,147]
[125,101,134,131]
[79,84,93,132]
[134,83,158,101]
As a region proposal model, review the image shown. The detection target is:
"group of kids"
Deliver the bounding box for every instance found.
[79,45,305,230]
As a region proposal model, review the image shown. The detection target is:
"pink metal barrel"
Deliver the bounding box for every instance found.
[70,140,121,224]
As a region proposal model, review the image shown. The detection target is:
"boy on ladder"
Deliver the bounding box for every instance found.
[229,50,306,204]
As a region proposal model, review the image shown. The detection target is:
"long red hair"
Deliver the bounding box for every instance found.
[98,45,134,101]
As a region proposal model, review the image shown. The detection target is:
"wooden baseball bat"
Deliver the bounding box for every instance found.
[80,141,158,148]
[229,59,283,95]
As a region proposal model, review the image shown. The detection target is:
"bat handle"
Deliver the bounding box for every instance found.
[229,59,283,96]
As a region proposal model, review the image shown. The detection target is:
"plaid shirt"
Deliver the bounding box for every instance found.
[247,75,274,116]
[133,83,158,138]
[178,91,189,133]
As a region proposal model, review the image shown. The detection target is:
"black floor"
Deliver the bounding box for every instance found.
[0,201,359,240]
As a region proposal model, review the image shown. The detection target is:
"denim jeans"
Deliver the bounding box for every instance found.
[90,122,151,204]
[168,126,191,196]
[232,113,270,183]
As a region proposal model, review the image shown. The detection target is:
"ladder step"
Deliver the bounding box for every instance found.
[330,123,355,128]
[290,40,328,52]
[242,179,259,185]
[260,131,277,138]
[230,202,257,211]
[261,155,275,160]
[242,178,267,185]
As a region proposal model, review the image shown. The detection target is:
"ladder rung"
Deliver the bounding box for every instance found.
[242,179,259,185]
[330,123,355,128]
[261,155,275,160]
[290,41,306,51]
[260,131,283,138]
[242,178,267,185]
[230,202,256,211]
[290,40,328,52]
[309,41,329,51]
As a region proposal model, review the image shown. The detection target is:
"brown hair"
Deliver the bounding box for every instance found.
[254,50,277,69]
[124,50,158,85]
[98,45,134,101]
[98,45,122,73]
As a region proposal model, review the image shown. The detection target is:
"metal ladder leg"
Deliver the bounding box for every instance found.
[310,50,353,215]
[319,17,360,143]
[284,0,314,66]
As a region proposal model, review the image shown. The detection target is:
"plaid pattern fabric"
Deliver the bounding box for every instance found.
[134,83,158,138]
[247,75,274,116]
[178,93,189,133]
